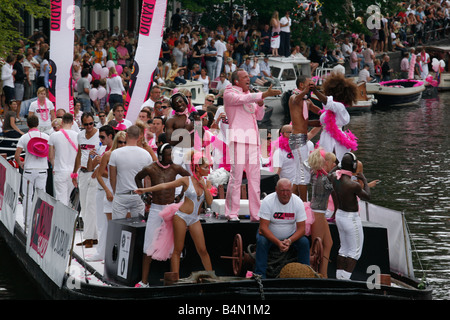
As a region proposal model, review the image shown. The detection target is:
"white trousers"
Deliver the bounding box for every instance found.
[94,189,108,259]
[53,170,74,206]
[215,56,223,79]
[22,169,47,230]
[78,171,98,240]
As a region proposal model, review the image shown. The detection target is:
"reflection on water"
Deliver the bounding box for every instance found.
[266,92,450,299]
[0,238,43,299]
[347,92,450,300]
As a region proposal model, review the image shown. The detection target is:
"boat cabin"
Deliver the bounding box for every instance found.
[267,55,312,93]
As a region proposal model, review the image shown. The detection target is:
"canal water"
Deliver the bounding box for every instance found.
[0,91,449,300]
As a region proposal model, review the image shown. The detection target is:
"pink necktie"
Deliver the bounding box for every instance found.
[303,100,309,120]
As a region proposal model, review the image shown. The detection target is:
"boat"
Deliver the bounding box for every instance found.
[366,79,425,107]
[421,45,450,91]
[0,154,432,300]
[255,55,312,94]
[160,80,207,106]
[347,82,377,113]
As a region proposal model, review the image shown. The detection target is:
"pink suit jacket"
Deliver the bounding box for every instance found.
[223,85,265,145]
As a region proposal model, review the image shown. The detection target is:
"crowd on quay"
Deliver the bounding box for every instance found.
[0,1,446,285]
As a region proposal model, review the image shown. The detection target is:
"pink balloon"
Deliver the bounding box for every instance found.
[97,86,107,99]
[100,67,109,79]
[87,73,93,83]
[115,65,123,75]
[89,88,98,101]
[93,63,102,75]
[106,60,115,69]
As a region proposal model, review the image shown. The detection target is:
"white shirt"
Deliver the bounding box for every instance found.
[77,129,100,168]
[1,64,14,88]
[140,98,156,110]
[249,61,261,77]
[341,43,352,57]
[17,130,50,170]
[29,98,55,129]
[259,61,272,77]
[258,192,306,240]
[23,58,38,81]
[280,16,291,33]
[198,75,210,94]
[358,69,371,82]
[48,129,79,171]
[106,76,125,95]
[225,63,236,74]
[214,40,227,57]
[216,79,231,92]
[109,146,152,194]
[272,148,296,181]
[214,105,229,143]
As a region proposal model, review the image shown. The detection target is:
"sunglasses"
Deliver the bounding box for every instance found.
[118,140,127,145]
[99,135,106,139]
[83,122,94,126]
[185,95,192,98]
[207,99,214,103]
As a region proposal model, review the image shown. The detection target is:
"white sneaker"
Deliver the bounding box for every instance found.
[228,216,240,222]
[135,281,149,288]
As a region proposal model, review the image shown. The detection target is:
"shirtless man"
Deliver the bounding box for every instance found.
[164,92,195,169]
[288,76,323,201]
[134,143,190,287]
[328,152,370,280]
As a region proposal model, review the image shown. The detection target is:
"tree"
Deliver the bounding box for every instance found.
[0,0,50,56]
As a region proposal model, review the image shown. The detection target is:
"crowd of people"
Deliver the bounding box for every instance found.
[0,1,444,284]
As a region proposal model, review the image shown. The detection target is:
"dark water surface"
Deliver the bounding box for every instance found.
[1,92,449,300]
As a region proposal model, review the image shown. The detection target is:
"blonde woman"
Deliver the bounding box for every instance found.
[270,11,281,56]
[308,147,337,278]
[106,66,125,109]
[96,130,127,221]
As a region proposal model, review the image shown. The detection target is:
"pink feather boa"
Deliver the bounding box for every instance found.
[321,110,358,151]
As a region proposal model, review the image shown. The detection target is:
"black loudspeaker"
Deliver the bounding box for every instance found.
[103,217,146,286]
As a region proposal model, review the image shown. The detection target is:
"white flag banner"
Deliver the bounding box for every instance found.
[0,156,21,234]
[125,0,167,122]
[26,189,78,288]
[49,0,75,114]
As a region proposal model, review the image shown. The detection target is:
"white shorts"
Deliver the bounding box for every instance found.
[335,209,364,260]
[103,196,113,213]
[143,203,167,254]
[271,35,280,49]
[112,193,144,220]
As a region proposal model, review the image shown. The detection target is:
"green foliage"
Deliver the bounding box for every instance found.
[0,0,50,56]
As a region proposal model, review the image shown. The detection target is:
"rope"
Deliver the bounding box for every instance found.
[251,273,265,300]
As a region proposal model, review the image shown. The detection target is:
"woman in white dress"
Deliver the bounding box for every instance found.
[198,68,210,94]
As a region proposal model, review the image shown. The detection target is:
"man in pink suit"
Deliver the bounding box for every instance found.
[224,69,281,221]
